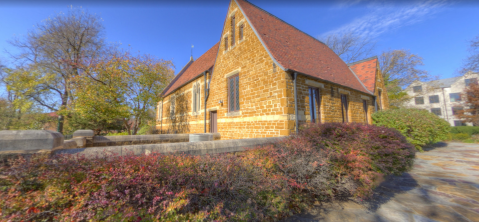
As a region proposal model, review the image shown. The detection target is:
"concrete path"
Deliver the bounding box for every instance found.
[284,142,479,222]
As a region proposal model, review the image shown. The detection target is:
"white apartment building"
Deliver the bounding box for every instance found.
[404,71,479,126]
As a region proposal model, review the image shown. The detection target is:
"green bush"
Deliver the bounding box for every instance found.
[372,108,450,152]
[106,131,129,136]
[447,133,471,141]
[450,126,479,136]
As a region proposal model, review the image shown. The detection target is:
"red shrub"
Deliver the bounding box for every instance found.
[0,123,414,221]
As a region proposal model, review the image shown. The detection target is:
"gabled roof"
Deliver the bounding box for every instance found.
[162,42,219,97]
[235,0,372,94]
[427,77,461,88]
[348,56,378,93]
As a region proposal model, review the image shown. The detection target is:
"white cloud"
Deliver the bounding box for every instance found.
[322,0,450,39]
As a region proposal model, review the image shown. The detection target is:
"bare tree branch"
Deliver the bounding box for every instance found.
[320,31,376,63]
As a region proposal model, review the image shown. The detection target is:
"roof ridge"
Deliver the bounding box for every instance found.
[160,58,194,97]
[347,56,378,66]
[239,0,329,48]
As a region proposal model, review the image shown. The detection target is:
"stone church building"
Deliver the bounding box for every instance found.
[156,0,389,140]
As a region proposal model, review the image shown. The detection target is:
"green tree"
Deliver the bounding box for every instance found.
[4,7,105,134]
[74,51,174,135]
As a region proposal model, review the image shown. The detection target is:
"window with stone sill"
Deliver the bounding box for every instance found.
[228,74,240,112]
[341,94,349,123]
[170,97,176,115]
[429,95,440,103]
[450,93,462,102]
[231,15,235,47]
[413,85,422,93]
[224,36,228,51]
[465,78,478,87]
[308,87,321,123]
[239,23,244,41]
[192,83,201,114]
[452,106,463,115]
[157,102,163,120]
[431,108,441,116]
[415,97,424,105]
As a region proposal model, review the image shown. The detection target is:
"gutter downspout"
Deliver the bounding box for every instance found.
[204,72,208,133]
[442,87,449,123]
[294,72,299,133]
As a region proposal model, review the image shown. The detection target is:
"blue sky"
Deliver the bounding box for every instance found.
[1,0,479,97]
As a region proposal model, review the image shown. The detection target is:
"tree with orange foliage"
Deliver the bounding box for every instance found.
[454,81,479,126]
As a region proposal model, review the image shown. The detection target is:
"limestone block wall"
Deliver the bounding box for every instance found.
[286,75,375,134]
[205,0,291,140]
[157,76,209,134]
[156,0,381,139]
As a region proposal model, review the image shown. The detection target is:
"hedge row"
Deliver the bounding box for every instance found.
[0,123,415,221]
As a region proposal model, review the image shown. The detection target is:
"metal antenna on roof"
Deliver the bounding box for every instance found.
[191,45,194,61]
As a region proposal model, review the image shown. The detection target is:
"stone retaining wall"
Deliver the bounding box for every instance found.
[53,136,284,159]
[90,133,220,147]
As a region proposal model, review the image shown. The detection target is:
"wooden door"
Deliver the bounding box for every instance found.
[210,111,217,133]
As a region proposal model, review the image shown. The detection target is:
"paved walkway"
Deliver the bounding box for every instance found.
[284,142,479,222]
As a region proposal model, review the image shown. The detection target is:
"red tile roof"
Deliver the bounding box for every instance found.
[348,57,378,93]
[162,42,219,97]
[235,0,372,94]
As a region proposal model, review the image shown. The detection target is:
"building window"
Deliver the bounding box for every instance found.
[378,89,383,110]
[309,87,321,123]
[431,108,441,116]
[450,93,461,102]
[170,96,176,115]
[454,120,466,126]
[239,24,244,40]
[272,63,276,73]
[341,94,349,123]
[157,102,163,120]
[231,15,235,47]
[224,36,228,51]
[415,97,424,105]
[228,74,240,112]
[331,86,334,97]
[452,106,463,115]
[193,83,201,113]
[429,95,440,103]
[465,78,478,87]
[413,85,422,93]
[363,100,368,124]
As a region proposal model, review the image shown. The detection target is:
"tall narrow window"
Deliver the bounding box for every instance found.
[378,90,382,110]
[196,83,201,112]
[228,74,240,112]
[341,94,349,123]
[309,87,321,123]
[239,24,244,40]
[363,100,368,124]
[157,102,163,121]
[224,36,228,51]
[170,96,175,115]
[193,85,197,113]
[231,15,235,47]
